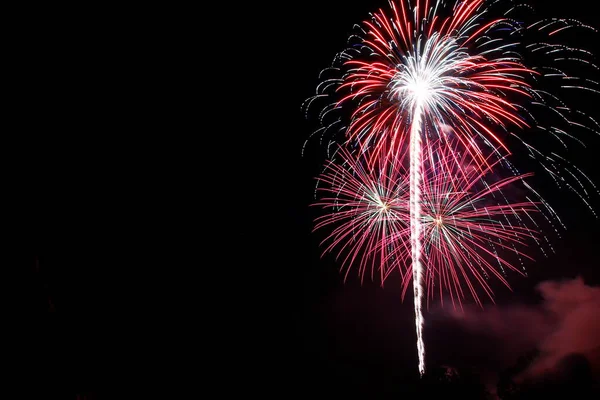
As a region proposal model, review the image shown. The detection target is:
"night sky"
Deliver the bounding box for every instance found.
[20,0,600,398]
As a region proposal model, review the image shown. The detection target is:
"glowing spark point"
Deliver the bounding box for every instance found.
[379,201,391,212]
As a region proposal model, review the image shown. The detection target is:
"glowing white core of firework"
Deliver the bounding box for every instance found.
[410,101,426,377]
[375,195,389,211]
[407,78,431,104]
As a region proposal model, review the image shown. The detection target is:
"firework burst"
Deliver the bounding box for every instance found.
[314,141,549,307]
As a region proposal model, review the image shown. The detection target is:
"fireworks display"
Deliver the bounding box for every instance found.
[304,0,598,376]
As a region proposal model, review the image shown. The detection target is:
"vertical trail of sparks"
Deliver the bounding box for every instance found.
[409,101,425,376]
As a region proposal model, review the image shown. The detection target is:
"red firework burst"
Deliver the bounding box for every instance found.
[315,140,542,307]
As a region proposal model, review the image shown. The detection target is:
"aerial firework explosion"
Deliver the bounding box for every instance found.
[304,0,598,376]
[313,140,550,373]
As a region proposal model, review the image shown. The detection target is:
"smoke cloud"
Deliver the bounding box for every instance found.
[448,276,600,379]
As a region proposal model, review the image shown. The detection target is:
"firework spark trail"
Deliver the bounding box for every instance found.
[409,101,425,375]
